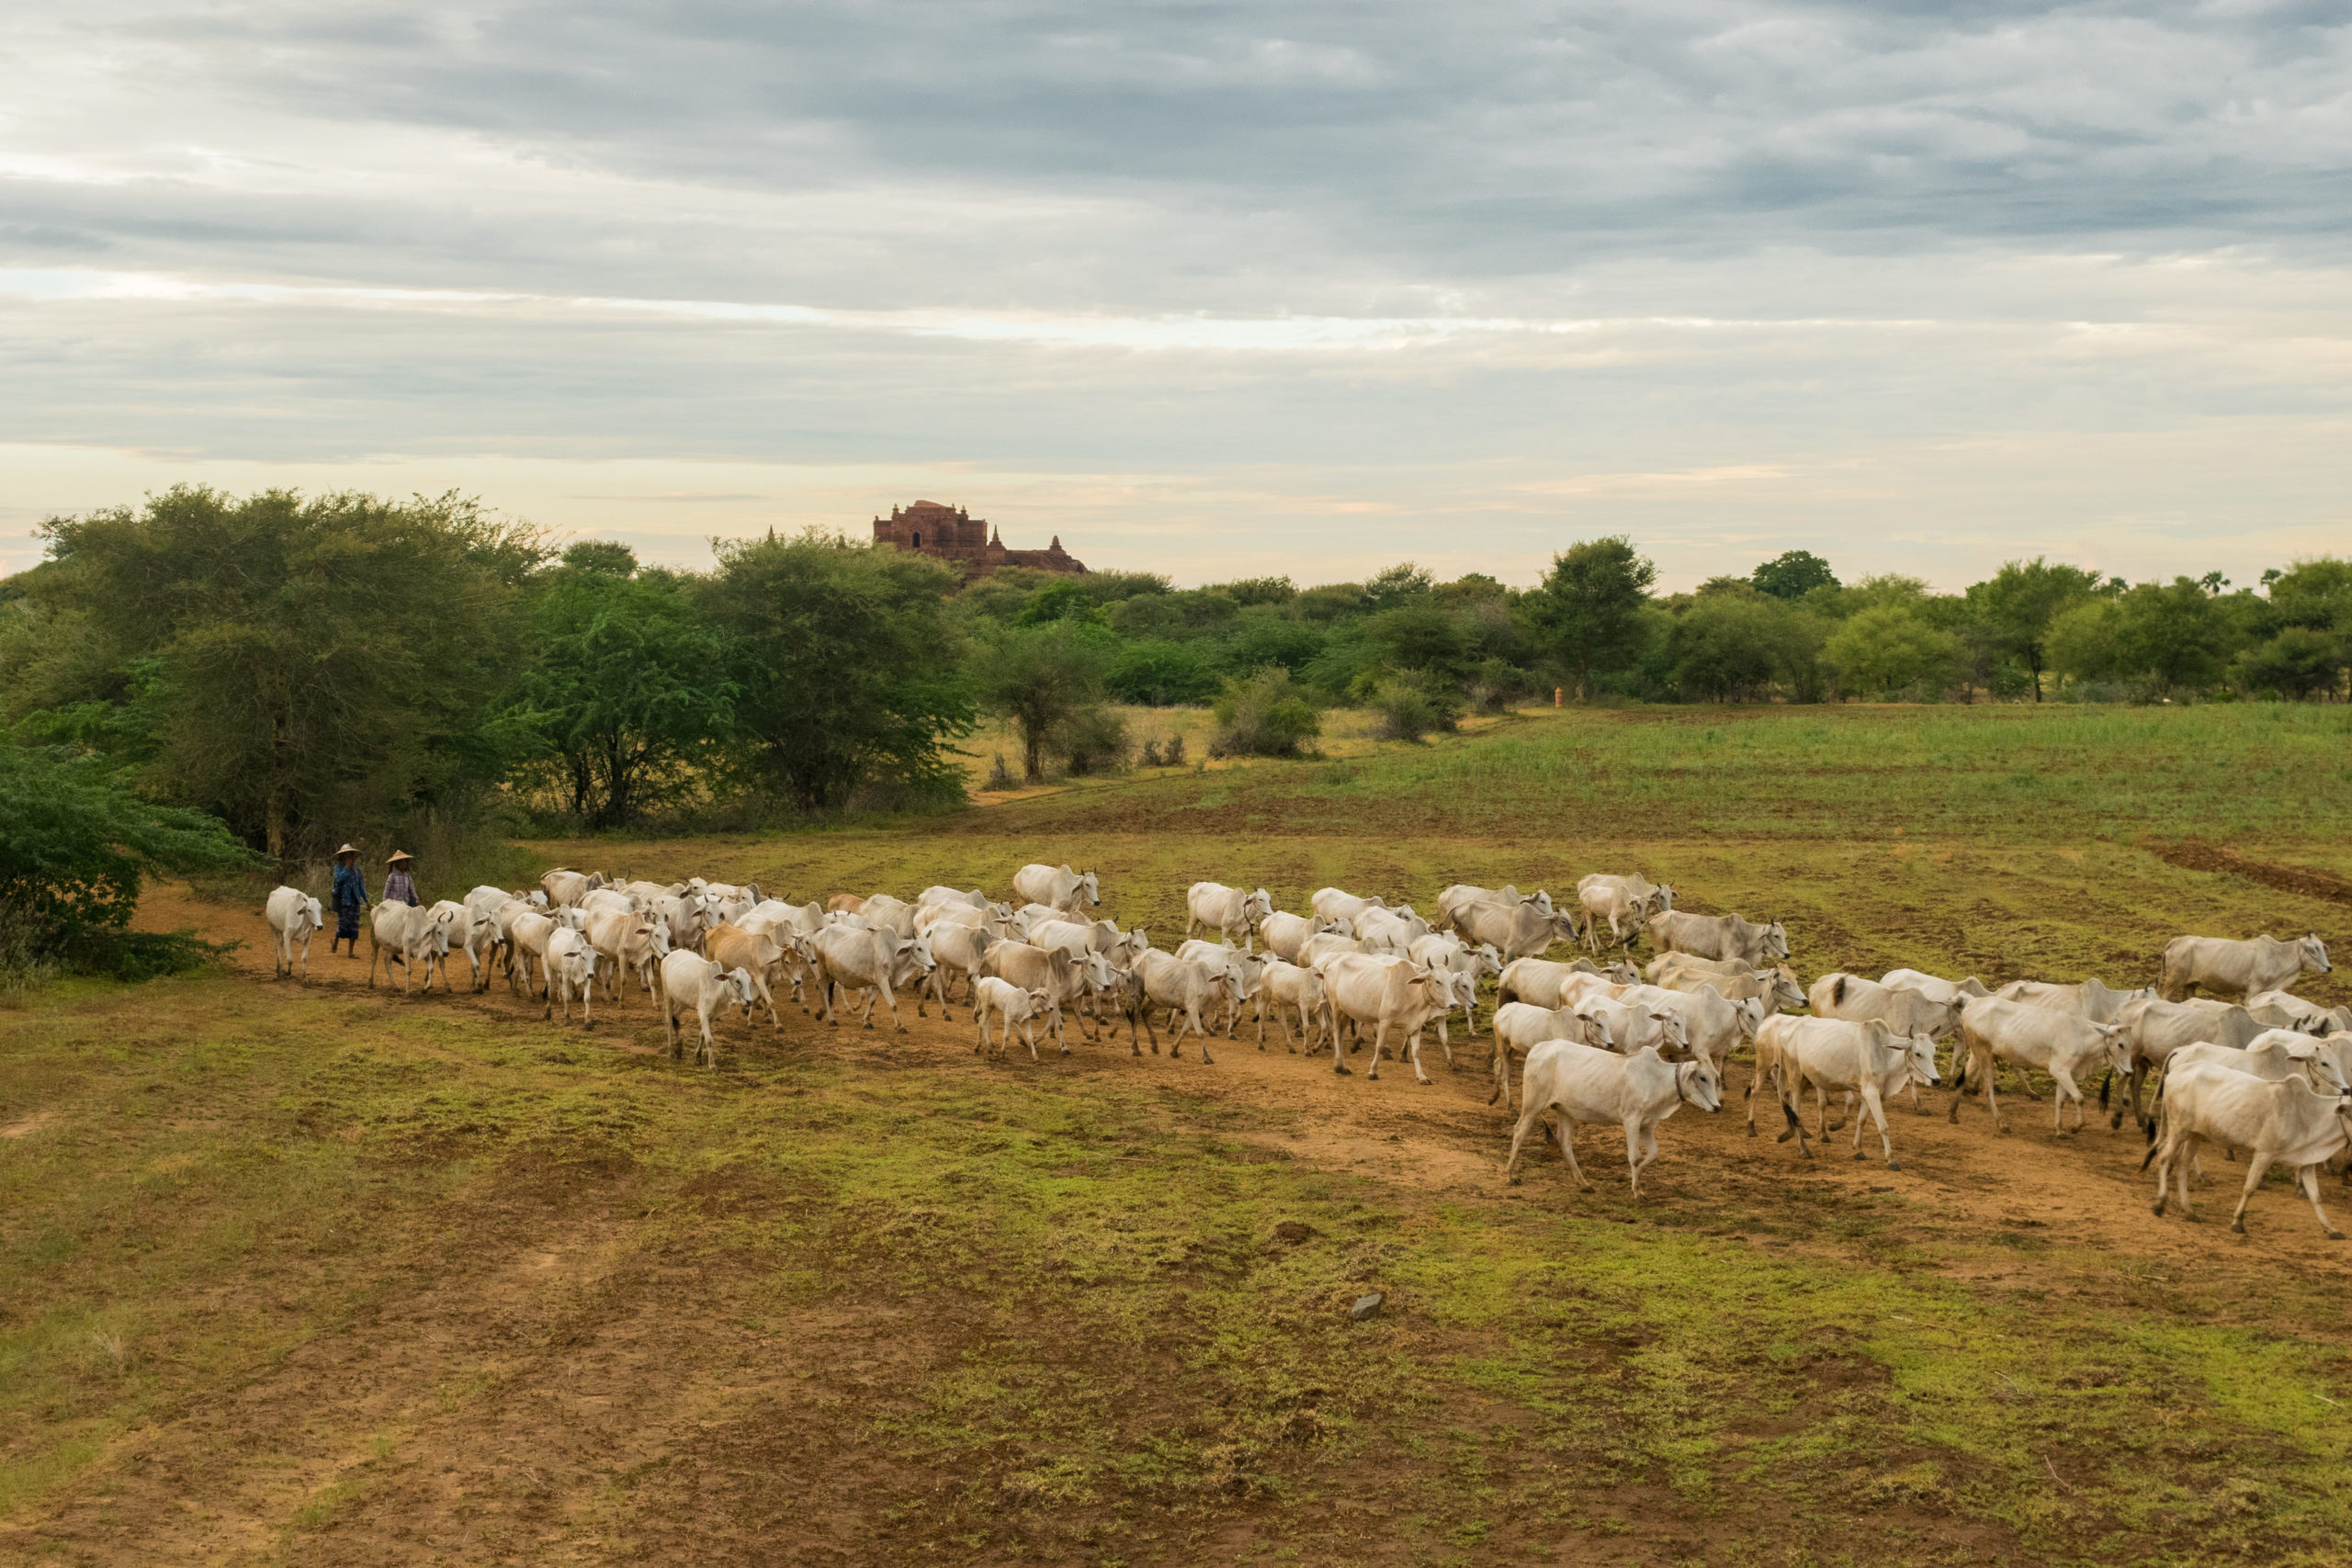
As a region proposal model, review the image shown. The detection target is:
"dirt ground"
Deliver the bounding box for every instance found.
[7,869,2350,1566]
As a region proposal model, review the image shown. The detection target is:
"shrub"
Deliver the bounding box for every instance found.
[1370,675,1462,742]
[1056,705,1130,776]
[1210,669,1321,759]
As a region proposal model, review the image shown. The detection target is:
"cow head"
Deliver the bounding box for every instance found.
[1575,1010,1616,1050]
[1244,888,1273,923]
[1080,950,1118,992]
[1529,888,1555,916]
[1474,943,1503,977]
[302,896,324,933]
[1761,919,1790,961]
[1678,1058,1724,1111]
[723,965,758,1012]
[2091,1022,2131,1077]
[1076,871,1101,909]
[1652,1010,1690,1050]
[1903,1031,1941,1088]
[1733,996,1767,1040]
[2301,934,2334,975]
[1648,885,1677,917]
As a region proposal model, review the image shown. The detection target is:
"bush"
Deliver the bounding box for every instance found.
[1210,669,1321,759]
[0,744,257,981]
[1370,675,1462,742]
[1056,705,1130,776]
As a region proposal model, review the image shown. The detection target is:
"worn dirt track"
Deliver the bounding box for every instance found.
[10,881,2348,1568]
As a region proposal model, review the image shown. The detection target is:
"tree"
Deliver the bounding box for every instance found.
[975,624,1111,784]
[1967,558,2101,701]
[1665,590,1820,702]
[9,486,540,863]
[703,532,975,812]
[1105,639,1224,705]
[2110,578,2236,696]
[0,743,257,967]
[2235,627,2345,700]
[1528,537,1657,699]
[1210,668,1322,758]
[518,567,738,828]
[1751,550,1838,601]
[1822,605,1967,699]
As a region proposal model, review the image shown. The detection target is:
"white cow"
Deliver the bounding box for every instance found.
[264,886,324,980]
[2147,1063,2352,1235]
[1497,957,1641,1010]
[539,868,607,908]
[1810,974,1964,1039]
[1645,909,1787,965]
[1012,863,1101,916]
[2107,998,2268,1131]
[2161,933,2331,1002]
[1450,898,1581,963]
[1996,976,2153,1023]
[1256,959,1330,1053]
[1949,997,2130,1134]
[1577,874,1673,952]
[918,919,999,1019]
[1881,968,1992,1007]
[545,928,598,1025]
[1503,1042,1722,1196]
[1408,932,1501,1034]
[973,977,1060,1062]
[422,899,495,992]
[1309,887,1387,924]
[1617,982,1762,1074]
[1129,950,1237,1060]
[1261,911,1348,964]
[703,922,787,1031]
[1173,939,1268,1039]
[367,903,448,996]
[2245,989,2352,1037]
[658,951,756,1068]
[1437,884,1552,931]
[1186,883,1272,951]
[811,926,934,1032]
[1317,953,1452,1083]
[1487,1000,1623,1111]
[1750,1015,1939,1168]
[583,908,668,1000]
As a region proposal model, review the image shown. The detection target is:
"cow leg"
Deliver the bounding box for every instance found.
[1776,1073,1812,1157]
[2297,1165,2344,1239]
[1408,1026,1431,1086]
[1136,1006,1155,1056]
[2227,1148,2270,1235]
[1623,1115,1647,1197]
[699,1010,718,1070]
[1504,1098,1550,1184]
[1022,1016,1042,1065]
[1862,1086,1897,1168]
[2050,1066,2085,1134]
[974,1007,989,1054]
[1331,1015,1352,1076]
[1491,1043,1515,1110]
[1197,1003,1216,1065]
[1365,1021,1385,1081]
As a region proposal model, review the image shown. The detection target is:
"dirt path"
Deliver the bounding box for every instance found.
[165,883,2352,1284]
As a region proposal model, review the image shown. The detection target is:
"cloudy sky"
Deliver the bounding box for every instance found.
[3,2,2346,588]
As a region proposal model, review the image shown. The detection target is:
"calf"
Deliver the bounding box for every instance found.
[2147,1063,2352,1235]
[545,928,598,1025]
[1949,997,2129,1134]
[658,951,756,1069]
[981,941,1110,1049]
[1577,874,1672,952]
[973,977,1060,1062]
[1256,959,1329,1053]
[264,886,324,981]
[1504,1042,1721,1197]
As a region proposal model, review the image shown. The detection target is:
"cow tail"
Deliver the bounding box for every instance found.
[2098,1069,2111,1110]
[1950,1052,1966,1094]
[1832,975,1846,1007]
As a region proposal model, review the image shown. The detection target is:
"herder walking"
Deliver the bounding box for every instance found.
[382,851,420,908]
[330,843,369,956]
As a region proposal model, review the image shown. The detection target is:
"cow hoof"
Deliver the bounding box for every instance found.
[2328,1230,2346,1242]
[1852,1151,1865,1161]
[2152,1201,2165,1216]
[1507,1174,1521,1186]
[1335,1066,1351,1076]
[1745,1124,1757,1138]
[1886,1160,1900,1170]
[1578,1183,1595,1193]
[1367,1071,1380,1081]
[2182,1211,2199,1224]
[2230,1221,2246,1235]
[1996,1123,2010,1135]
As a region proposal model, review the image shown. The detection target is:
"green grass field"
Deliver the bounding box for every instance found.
[5,704,2351,1566]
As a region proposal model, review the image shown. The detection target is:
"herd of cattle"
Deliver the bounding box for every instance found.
[258,868,2346,1237]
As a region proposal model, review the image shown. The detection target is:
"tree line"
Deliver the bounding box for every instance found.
[4,487,2348,870]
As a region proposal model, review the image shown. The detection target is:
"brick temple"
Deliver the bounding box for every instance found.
[871,501,1087,579]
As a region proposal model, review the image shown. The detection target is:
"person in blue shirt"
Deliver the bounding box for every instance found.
[330,843,369,955]
[382,852,419,908]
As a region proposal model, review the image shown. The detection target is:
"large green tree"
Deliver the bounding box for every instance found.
[1528,537,1657,699]
[975,623,1111,784]
[702,531,973,812]
[1967,558,2102,701]
[6,486,540,862]
[517,549,738,829]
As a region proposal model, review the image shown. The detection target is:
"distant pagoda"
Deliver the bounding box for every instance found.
[871,501,1087,579]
